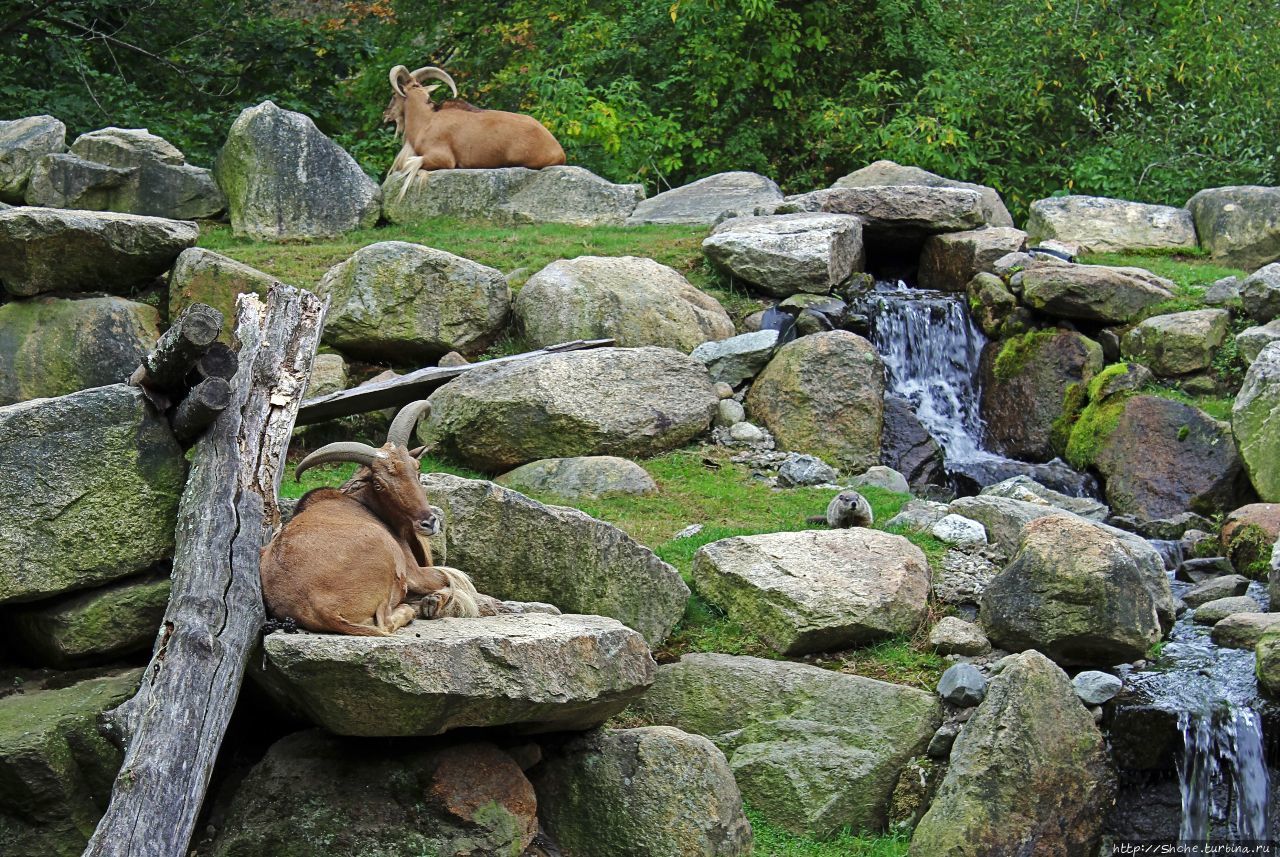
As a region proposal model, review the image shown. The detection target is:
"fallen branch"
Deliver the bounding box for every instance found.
[296,338,614,425]
[83,283,327,857]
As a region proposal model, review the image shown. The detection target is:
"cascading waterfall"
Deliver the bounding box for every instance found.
[863,280,991,464]
[1178,706,1271,843]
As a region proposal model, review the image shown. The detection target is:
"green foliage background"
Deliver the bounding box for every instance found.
[2,0,1277,218]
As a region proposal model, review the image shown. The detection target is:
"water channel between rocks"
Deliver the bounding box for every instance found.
[858,278,1277,847]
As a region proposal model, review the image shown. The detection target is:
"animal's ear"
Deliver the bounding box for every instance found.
[339,476,368,495]
[424,84,441,97]
[408,445,427,460]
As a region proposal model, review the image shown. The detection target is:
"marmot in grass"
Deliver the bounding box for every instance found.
[806,490,874,528]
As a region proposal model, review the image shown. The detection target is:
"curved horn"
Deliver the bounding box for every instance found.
[410,66,458,99]
[386,400,432,449]
[295,441,387,480]
[388,65,411,98]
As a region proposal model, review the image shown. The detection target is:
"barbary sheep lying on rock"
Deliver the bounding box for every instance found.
[261,400,487,636]
[383,64,566,199]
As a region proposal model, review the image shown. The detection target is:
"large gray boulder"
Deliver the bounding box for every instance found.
[0,385,186,603]
[980,515,1173,667]
[690,329,779,387]
[783,185,987,237]
[631,653,941,838]
[0,670,141,857]
[0,206,197,297]
[421,346,718,472]
[1234,341,1280,501]
[917,227,1027,292]
[316,241,510,361]
[210,732,538,857]
[701,212,864,296]
[0,296,160,405]
[10,573,170,667]
[1240,262,1280,323]
[533,727,753,857]
[745,330,884,473]
[0,115,65,203]
[214,101,380,240]
[1017,259,1175,323]
[515,255,733,350]
[1025,195,1197,253]
[1186,185,1280,270]
[420,473,689,646]
[1237,319,1280,365]
[692,529,930,655]
[979,475,1109,521]
[980,329,1103,462]
[626,171,782,225]
[384,165,644,226]
[27,127,225,219]
[1079,394,1250,519]
[831,160,1014,226]
[909,651,1114,857]
[1121,309,1231,376]
[495,455,657,500]
[255,614,655,736]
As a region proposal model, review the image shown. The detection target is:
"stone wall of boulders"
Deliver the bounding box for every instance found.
[5,98,1280,855]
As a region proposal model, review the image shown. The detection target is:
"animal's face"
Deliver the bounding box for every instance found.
[359,444,441,535]
[382,94,405,135]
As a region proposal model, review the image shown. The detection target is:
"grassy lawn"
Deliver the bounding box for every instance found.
[198,218,766,323]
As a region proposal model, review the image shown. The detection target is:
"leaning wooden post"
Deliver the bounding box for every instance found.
[83,283,326,857]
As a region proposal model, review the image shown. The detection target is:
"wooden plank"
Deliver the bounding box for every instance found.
[83,283,327,857]
[294,338,615,425]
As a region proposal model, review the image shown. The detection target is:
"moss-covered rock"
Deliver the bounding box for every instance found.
[211,731,537,857]
[1121,309,1231,376]
[0,296,159,405]
[1233,341,1280,501]
[317,241,511,362]
[966,272,1024,338]
[214,101,380,241]
[1221,504,1280,580]
[0,116,65,203]
[1258,629,1280,697]
[532,726,752,857]
[981,329,1103,462]
[0,206,197,298]
[0,384,186,603]
[0,669,141,857]
[495,455,657,500]
[421,473,688,646]
[745,330,883,473]
[630,653,941,839]
[10,573,170,667]
[1018,259,1175,323]
[908,651,1114,856]
[167,248,278,342]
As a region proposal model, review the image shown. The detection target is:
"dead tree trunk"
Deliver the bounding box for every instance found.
[83,283,326,857]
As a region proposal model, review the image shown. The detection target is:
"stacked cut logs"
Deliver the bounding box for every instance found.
[128,302,239,443]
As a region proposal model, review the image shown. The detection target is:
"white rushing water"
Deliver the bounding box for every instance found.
[863,280,991,463]
[1178,706,1272,843]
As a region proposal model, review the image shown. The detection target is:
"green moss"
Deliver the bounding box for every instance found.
[1085,362,1136,401]
[991,329,1056,382]
[1065,395,1129,470]
[1226,523,1274,581]
[1050,381,1087,457]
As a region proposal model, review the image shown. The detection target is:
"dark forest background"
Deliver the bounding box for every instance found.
[2,0,1277,217]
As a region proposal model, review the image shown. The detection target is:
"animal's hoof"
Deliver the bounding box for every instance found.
[422,592,449,619]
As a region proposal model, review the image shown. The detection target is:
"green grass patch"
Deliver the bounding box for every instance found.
[1078,250,1246,318]
[197,217,766,324]
[1141,384,1234,422]
[817,635,947,691]
[747,807,911,857]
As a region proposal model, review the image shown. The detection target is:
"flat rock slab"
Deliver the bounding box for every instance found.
[831,160,1013,226]
[0,206,197,297]
[782,185,987,235]
[626,171,782,225]
[701,212,864,297]
[1025,195,1197,254]
[255,613,656,737]
[1017,260,1175,323]
[693,528,930,655]
[384,165,644,227]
